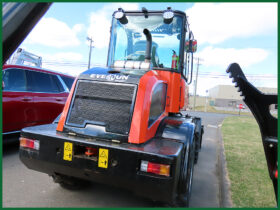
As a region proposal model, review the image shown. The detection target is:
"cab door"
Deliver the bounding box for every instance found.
[2,68,34,133]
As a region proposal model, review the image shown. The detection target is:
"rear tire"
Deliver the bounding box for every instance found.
[194,132,202,164]
[177,141,195,207]
[52,174,90,190]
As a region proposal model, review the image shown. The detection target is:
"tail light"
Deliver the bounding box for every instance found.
[140,160,170,177]
[20,137,40,150]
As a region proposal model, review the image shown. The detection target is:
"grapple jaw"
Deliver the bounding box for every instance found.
[226,63,278,203]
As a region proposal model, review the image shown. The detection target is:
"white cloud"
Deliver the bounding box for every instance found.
[186,3,277,44]
[42,63,87,76]
[35,51,86,76]
[43,52,83,62]
[87,3,139,49]
[26,17,82,48]
[197,46,269,68]
[72,24,85,34]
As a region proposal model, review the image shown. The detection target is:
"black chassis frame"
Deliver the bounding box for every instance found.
[19,114,202,205]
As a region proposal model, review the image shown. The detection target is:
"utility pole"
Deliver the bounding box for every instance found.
[193,57,202,111]
[204,90,208,112]
[87,37,94,69]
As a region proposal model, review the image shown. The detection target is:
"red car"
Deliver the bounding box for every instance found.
[2,64,75,141]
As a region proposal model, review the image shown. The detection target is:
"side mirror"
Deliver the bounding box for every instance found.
[185,39,197,53]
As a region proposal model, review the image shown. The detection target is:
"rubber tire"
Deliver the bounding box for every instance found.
[52,174,90,190]
[194,132,202,164]
[177,142,195,207]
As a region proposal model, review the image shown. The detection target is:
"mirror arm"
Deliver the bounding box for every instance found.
[182,53,193,84]
[187,53,193,85]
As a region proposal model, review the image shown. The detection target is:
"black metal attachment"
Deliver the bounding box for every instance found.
[226,63,278,203]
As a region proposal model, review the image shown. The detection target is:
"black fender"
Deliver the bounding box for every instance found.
[156,116,195,146]
[156,115,196,195]
[192,117,204,152]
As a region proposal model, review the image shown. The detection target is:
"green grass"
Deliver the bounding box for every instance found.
[221,116,276,207]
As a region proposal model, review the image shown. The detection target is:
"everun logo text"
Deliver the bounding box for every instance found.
[90,74,129,81]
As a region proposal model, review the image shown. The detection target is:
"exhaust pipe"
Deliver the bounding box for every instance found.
[143,28,152,62]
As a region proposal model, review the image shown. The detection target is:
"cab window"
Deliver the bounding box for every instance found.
[148,83,167,126]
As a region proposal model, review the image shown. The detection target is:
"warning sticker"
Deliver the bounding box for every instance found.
[98,148,109,168]
[63,142,73,161]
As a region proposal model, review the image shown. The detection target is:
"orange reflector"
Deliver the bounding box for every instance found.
[160,164,170,177]
[20,137,40,150]
[140,160,170,177]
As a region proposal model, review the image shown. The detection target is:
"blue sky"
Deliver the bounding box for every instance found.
[17,2,277,95]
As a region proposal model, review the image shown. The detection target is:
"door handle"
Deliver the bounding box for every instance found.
[22,97,32,102]
[55,98,63,102]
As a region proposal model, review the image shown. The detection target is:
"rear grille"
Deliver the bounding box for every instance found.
[66,80,137,134]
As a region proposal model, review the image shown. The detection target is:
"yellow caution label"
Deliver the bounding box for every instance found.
[63,142,73,161]
[98,148,109,168]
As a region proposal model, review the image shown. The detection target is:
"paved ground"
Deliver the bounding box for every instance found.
[3,111,231,207]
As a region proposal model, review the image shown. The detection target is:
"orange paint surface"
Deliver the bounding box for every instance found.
[56,78,77,132]
[129,70,184,144]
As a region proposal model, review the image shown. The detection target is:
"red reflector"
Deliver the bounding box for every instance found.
[20,137,40,150]
[275,169,278,179]
[147,162,161,174]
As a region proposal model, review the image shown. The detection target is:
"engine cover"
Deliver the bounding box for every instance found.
[66,80,137,135]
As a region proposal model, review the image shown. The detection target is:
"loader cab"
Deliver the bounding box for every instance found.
[107,8,195,76]
[57,8,198,144]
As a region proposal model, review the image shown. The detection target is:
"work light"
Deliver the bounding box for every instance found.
[114,8,128,24]
[163,7,174,24]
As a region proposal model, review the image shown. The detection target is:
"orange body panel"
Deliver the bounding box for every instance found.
[129,70,184,144]
[57,70,185,145]
[56,78,77,132]
[179,78,185,109]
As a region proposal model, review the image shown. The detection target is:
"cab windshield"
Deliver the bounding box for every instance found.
[108,14,184,69]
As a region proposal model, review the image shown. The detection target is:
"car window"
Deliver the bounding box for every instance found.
[3,68,27,91]
[51,75,65,92]
[28,71,61,93]
[61,76,74,90]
